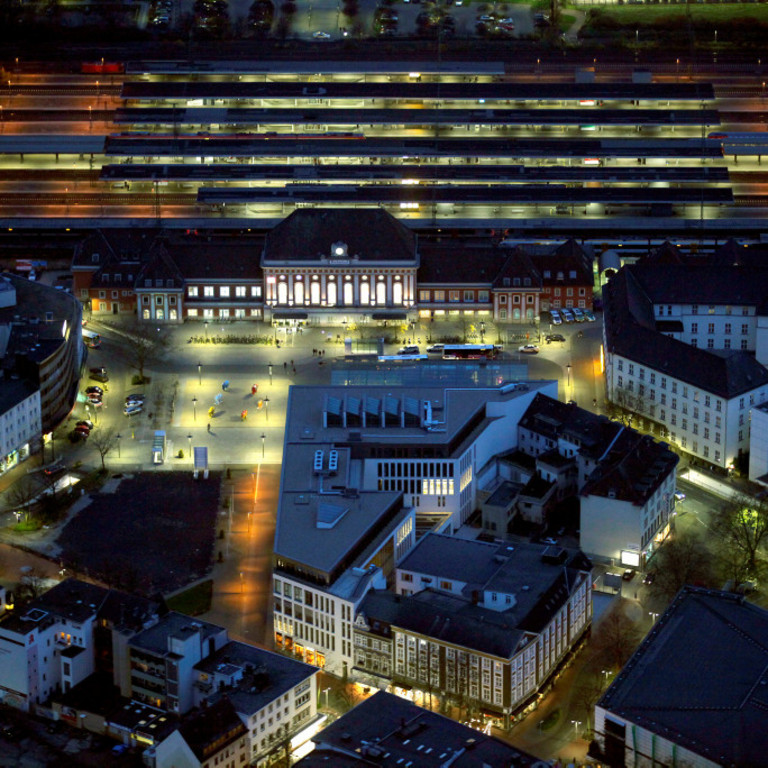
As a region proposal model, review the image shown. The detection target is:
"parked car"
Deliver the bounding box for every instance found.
[560,309,575,323]
[312,30,331,39]
[85,386,103,396]
[123,404,143,417]
[89,367,109,382]
[125,394,145,405]
[426,344,444,353]
[545,333,566,343]
[518,344,539,354]
[572,308,585,322]
[86,396,103,407]
[549,309,562,325]
[583,309,596,322]
[398,345,420,355]
[43,463,65,476]
[643,571,656,585]
[76,420,94,431]
[622,569,636,581]
[674,489,686,501]
[73,426,90,439]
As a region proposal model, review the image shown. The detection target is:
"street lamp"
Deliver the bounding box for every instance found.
[264,396,269,421]
[322,687,332,709]
[198,361,202,385]
[192,396,198,422]
[187,433,192,458]
[566,363,572,386]
[261,432,266,458]
[268,363,273,385]
[571,719,581,735]
[116,432,121,458]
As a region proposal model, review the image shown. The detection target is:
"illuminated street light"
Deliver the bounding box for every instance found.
[198,361,202,385]
[261,432,266,458]
[268,363,273,385]
[187,433,192,458]
[116,432,121,458]
[264,396,269,421]
[566,363,572,386]
[192,396,198,422]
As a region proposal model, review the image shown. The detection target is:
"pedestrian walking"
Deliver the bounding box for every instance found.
[292,366,296,375]
[252,384,258,395]
[207,422,211,433]
[283,361,287,371]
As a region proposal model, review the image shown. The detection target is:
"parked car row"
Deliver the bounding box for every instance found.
[549,308,596,325]
[124,393,145,417]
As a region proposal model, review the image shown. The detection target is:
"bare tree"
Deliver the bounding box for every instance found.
[591,601,644,671]
[647,533,714,603]
[119,320,169,385]
[607,384,646,427]
[18,567,48,603]
[5,476,39,522]
[90,426,117,471]
[710,494,768,578]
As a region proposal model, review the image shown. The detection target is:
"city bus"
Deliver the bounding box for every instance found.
[442,344,498,360]
[82,329,101,348]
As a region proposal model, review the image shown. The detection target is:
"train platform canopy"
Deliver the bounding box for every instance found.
[125,60,507,76]
[114,107,721,128]
[120,81,715,103]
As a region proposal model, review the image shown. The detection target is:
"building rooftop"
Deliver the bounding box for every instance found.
[380,535,592,653]
[296,691,549,768]
[580,430,678,505]
[599,587,768,766]
[263,208,417,264]
[196,640,316,718]
[129,612,224,657]
[275,382,553,581]
[0,578,109,635]
[177,698,247,762]
[604,264,768,398]
[519,394,623,461]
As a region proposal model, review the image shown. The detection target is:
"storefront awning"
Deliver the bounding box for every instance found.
[273,311,309,320]
[371,312,408,320]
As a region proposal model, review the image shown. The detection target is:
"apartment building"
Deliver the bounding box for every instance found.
[603,246,768,469]
[595,587,768,768]
[127,613,229,715]
[272,380,557,677]
[482,394,678,564]
[353,534,592,729]
[0,579,159,712]
[193,641,320,767]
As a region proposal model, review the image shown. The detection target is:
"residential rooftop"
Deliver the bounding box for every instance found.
[296,691,549,768]
[196,640,316,718]
[604,263,768,399]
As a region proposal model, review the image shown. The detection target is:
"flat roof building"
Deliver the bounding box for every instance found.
[595,587,768,768]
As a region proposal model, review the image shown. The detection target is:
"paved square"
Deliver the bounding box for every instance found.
[57,472,221,595]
